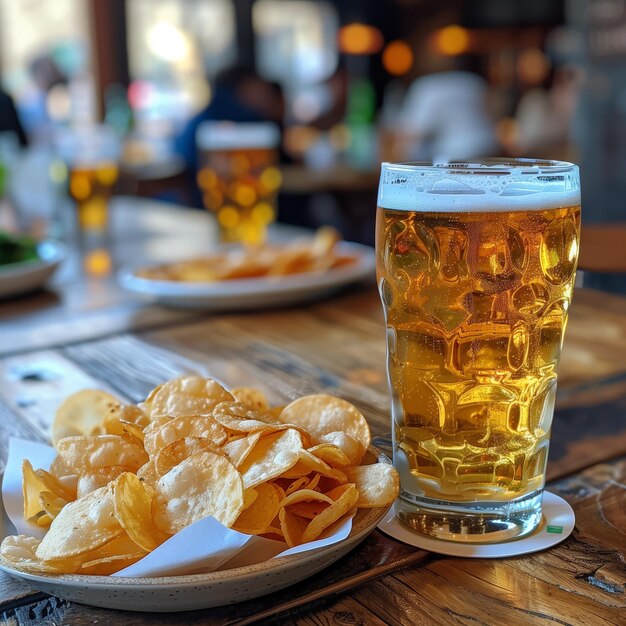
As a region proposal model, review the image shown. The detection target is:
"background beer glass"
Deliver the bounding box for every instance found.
[56,125,120,233]
[376,159,581,543]
[196,121,281,245]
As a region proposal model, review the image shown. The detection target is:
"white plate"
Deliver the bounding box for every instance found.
[0,240,66,299]
[118,241,376,310]
[0,503,388,612]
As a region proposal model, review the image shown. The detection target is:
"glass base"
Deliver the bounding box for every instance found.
[395,489,543,544]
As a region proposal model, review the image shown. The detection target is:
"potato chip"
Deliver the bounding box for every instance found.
[261,525,283,540]
[76,465,134,499]
[279,489,333,508]
[230,387,270,411]
[278,508,308,548]
[297,450,347,484]
[153,436,222,477]
[112,473,170,551]
[136,458,160,490]
[146,376,233,419]
[56,435,148,473]
[36,485,124,560]
[278,395,371,462]
[48,455,74,480]
[344,464,399,508]
[101,413,145,444]
[38,491,67,520]
[271,482,286,502]
[238,429,302,489]
[22,461,73,520]
[288,501,330,520]
[77,532,148,574]
[0,535,77,574]
[300,483,359,543]
[242,488,258,510]
[318,431,363,465]
[284,475,310,496]
[308,443,351,468]
[233,482,280,534]
[212,402,283,433]
[80,551,146,575]
[307,473,321,491]
[279,462,312,480]
[35,513,53,528]
[119,404,151,429]
[143,414,227,457]
[222,432,261,468]
[152,451,244,534]
[52,389,122,444]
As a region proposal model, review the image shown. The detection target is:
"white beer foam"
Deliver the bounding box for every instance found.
[377,164,581,212]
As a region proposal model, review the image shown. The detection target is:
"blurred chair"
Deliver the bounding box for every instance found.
[578,223,626,293]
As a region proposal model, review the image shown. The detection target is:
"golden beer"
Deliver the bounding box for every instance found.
[376,160,581,542]
[56,125,121,233]
[196,122,281,245]
[69,162,119,230]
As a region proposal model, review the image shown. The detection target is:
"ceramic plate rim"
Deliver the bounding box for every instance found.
[0,506,388,590]
[118,241,375,298]
[0,240,66,278]
[0,449,391,590]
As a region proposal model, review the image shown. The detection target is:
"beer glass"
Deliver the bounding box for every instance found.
[56,125,120,232]
[196,121,281,245]
[376,159,580,542]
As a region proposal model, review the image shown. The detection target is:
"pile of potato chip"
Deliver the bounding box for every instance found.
[135,227,356,282]
[0,377,398,576]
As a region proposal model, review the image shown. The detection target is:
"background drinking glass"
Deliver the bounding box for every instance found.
[55,125,121,233]
[376,159,581,543]
[196,121,281,245]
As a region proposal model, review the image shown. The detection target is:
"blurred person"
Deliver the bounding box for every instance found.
[18,55,69,144]
[0,87,28,147]
[175,67,285,174]
[395,57,497,162]
[514,65,582,159]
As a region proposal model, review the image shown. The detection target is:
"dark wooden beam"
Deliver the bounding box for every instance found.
[233,0,256,70]
[88,0,130,119]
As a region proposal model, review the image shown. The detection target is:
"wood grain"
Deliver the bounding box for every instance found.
[0,195,625,626]
[263,457,626,626]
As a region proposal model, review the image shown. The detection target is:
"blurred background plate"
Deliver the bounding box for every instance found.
[0,240,66,299]
[118,240,376,310]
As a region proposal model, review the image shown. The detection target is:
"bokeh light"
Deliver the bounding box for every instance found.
[382,40,414,76]
[338,23,384,55]
[433,25,470,56]
[84,249,112,277]
[517,48,551,85]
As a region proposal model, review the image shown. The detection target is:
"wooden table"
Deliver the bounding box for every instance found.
[0,198,625,625]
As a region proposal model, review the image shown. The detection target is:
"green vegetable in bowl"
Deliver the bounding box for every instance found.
[0,231,39,266]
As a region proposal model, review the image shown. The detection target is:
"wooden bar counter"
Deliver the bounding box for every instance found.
[0,199,624,625]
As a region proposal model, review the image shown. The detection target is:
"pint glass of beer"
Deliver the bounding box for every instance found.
[55,126,120,233]
[376,159,581,542]
[196,121,281,245]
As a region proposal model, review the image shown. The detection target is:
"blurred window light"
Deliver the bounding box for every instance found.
[517,48,551,85]
[0,0,91,118]
[382,41,414,76]
[433,25,471,56]
[146,22,191,63]
[338,23,384,55]
[127,0,235,118]
[253,1,338,85]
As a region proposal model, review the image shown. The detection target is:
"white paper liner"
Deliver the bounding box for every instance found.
[2,438,353,577]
